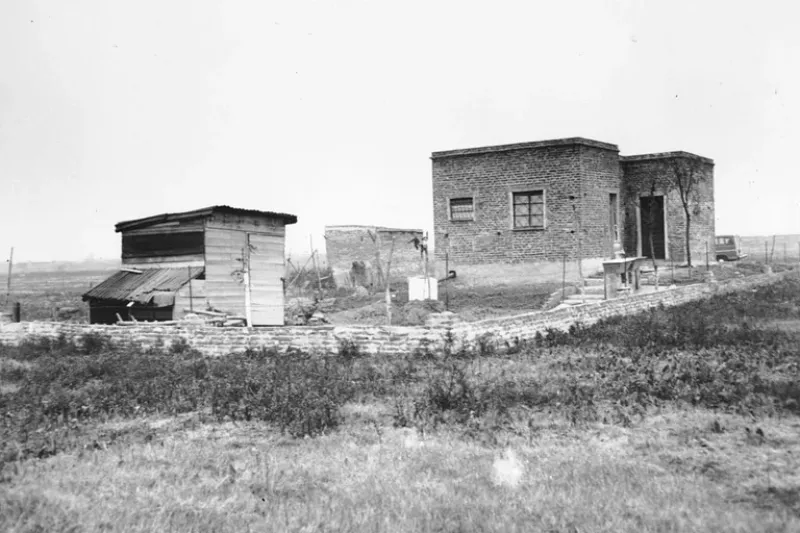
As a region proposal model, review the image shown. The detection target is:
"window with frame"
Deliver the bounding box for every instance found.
[449,197,474,221]
[513,191,545,229]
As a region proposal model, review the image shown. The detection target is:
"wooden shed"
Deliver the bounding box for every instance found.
[82,205,297,326]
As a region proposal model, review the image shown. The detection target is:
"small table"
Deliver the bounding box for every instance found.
[601,257,647,299]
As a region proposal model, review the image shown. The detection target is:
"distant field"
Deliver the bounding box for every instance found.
[0,269,116,322]
[739,234,800,261]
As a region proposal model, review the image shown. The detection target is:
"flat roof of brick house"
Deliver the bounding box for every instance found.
[431,137,620,159]
[619,151,714,165]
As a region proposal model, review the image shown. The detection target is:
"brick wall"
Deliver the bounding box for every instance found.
[431,139,621,265]
[1,272,789,357]
[621,153,715,265]
[579,145,624,259]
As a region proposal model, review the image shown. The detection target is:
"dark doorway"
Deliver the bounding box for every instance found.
[640,196,666,259]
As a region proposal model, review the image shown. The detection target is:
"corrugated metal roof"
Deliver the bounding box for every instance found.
[82,267,203,305]
[115,205,298,232]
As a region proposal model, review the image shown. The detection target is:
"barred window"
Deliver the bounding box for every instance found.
[449,197,474,221]
[513,191,545,228]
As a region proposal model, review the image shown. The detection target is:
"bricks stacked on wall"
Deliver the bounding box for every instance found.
[1,272,790,358]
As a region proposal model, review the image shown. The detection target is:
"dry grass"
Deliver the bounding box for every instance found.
[0,269,113,322]
[2,407,798,532]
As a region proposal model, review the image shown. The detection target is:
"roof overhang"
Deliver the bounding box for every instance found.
[115,205,298,233]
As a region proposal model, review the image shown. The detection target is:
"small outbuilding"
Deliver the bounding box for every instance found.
[83,205,297,325]
[324,225,425,288]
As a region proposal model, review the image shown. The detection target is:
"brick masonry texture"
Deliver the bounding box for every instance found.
[431,138,715,267]
[1,272,789,357]
[620,154,715,265]
[324,226,425,284]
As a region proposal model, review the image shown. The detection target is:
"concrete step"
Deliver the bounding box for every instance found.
[581,286,605,294]
[583,277,604,286]
[563,294,605,305]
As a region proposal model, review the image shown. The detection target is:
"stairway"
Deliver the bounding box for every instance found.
[553,277,606,309]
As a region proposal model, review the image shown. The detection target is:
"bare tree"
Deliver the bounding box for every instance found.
[670,157,705,267]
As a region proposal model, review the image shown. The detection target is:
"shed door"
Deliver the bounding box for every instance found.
[247,233,285,326]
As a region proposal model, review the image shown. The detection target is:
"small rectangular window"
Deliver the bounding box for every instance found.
[512,191,544,228]
[449,197,474,221]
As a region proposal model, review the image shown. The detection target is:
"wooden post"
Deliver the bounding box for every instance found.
[561,254,566,299]
[188,266,194,312]
[705,241,709,271]
[670,244,675,285]
[770,235,777,263]
[784,242,787,263]
[423,232,431,300]
[384,236,395,325]
[12,302,20,323]
[445,251,450,310]
[243,243,252,327]
[5,247,12,307]
[310,235,323,296]
[765,241,768,264]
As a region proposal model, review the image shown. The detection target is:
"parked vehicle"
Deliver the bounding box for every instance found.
[714,235,747,261]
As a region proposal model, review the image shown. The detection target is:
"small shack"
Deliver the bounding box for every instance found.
[83,205,297,326]
[324,225,425,288]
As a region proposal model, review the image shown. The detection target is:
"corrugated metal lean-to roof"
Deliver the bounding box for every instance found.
[82,267,203,305]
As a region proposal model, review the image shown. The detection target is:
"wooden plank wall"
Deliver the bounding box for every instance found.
[203,214,287,326]
[248,233,285,325]
[121,220,206,269]
[204,228,248,317]
[173,280,207,317]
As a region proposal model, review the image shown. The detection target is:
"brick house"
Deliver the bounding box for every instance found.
[431,137,714,267]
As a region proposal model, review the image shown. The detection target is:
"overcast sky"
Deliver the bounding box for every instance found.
[1,0,798,262]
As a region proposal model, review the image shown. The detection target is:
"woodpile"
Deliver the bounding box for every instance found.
[114,309,248,327]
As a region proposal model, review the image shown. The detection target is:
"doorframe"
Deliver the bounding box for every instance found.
[635,192,669,259]
[606,189,621,254]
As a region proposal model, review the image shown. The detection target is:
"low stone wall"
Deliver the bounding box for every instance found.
[0,271,792,357]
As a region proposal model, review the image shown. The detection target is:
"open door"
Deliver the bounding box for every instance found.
[640,195,666,260]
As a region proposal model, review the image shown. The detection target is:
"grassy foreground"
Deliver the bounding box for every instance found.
[1,275,800,532]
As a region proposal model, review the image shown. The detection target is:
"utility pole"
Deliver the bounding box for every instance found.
[5,247,12,307]
[243,242,252,327]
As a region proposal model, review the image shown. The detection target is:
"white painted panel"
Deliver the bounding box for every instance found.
[248,233,285,326]
[204,228,247,315]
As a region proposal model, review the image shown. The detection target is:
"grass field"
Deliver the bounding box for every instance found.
[0,269,115,322]
[1,275,799,531]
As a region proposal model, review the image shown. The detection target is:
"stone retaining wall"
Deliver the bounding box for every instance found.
[0,271,792,356]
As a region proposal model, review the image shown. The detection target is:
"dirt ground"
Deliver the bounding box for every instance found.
[1,258,794,326]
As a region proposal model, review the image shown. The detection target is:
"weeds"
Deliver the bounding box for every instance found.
[1,275,799,462]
